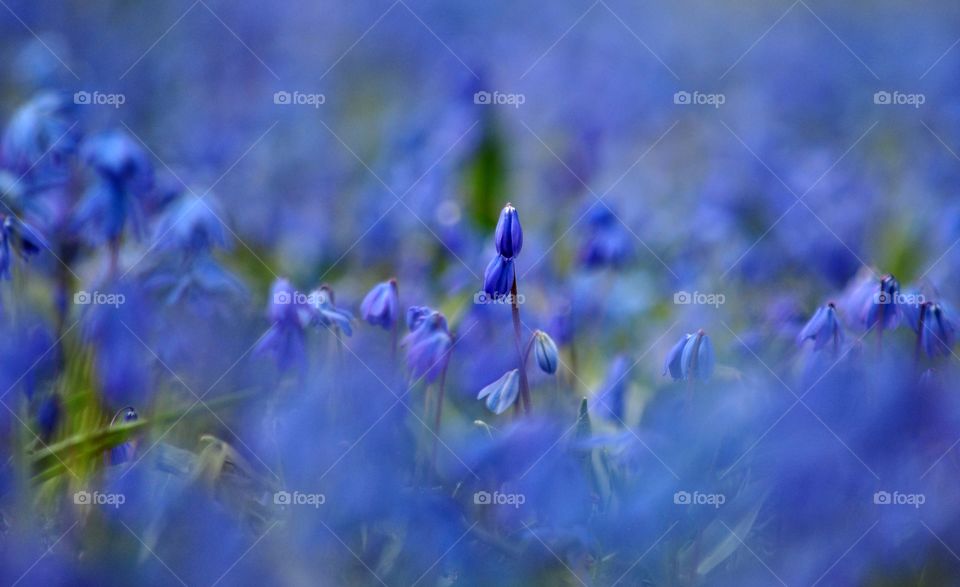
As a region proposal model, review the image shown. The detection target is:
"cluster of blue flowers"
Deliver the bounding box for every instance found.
[1,2,960,586]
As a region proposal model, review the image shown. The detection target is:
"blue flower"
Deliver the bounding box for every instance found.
[152,192,229,253]
[0,215,47,280]
[483,254,515,298]
[142,251,246,311]
[360,279,399,330]
[494,203,523,258]
[477,369,520,414]
[663,334,690,380]
[906,302,956,358]
[798,303,844,352]
[681,330,715,381]
[864,274,901,331]
[406,305,431,331]
[255,278,309,371]
[306,286,354,336]
[72,130,154,244]
[402,309,452,383]
[1,92,79,186]
[580,205,632,268]
[533,330,559,374]
[664,330,715,381]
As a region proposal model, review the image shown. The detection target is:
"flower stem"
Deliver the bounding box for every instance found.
[511,276,531,414]
[431,359,449,473]
[914,302,927,366]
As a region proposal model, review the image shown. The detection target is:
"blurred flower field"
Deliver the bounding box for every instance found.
[2,1,960,585]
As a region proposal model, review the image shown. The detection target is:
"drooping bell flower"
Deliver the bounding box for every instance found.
[1,92,79,186]
[663,330,715,381]
[483,255,514,298]
[798,303,844,352]
[663,334,691,381]
[907,302,957,358]
[402,309,452,383]
[0,214,47,280]
[360,279,399,330]
[406,306,431,331]
[108,406,139,465]
[255,278,309,371]
[533,330,559,374]
[477,369,520,415]
[306,286,354,336]
[143,251,246,312]
[864,274,901,332]
[579,205,632,269]
[72,130,154,245]
[681,330,715,381]
[494,203,523,258]
[152,192,229,254]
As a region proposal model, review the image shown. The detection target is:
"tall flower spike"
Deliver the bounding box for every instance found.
[360,279,399,330]
[494,203,523,258]
[798,303,844,352]
[483,255,515,298]
[402,309,452,383]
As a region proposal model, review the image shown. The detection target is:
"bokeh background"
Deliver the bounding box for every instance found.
[2,1,960,585]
